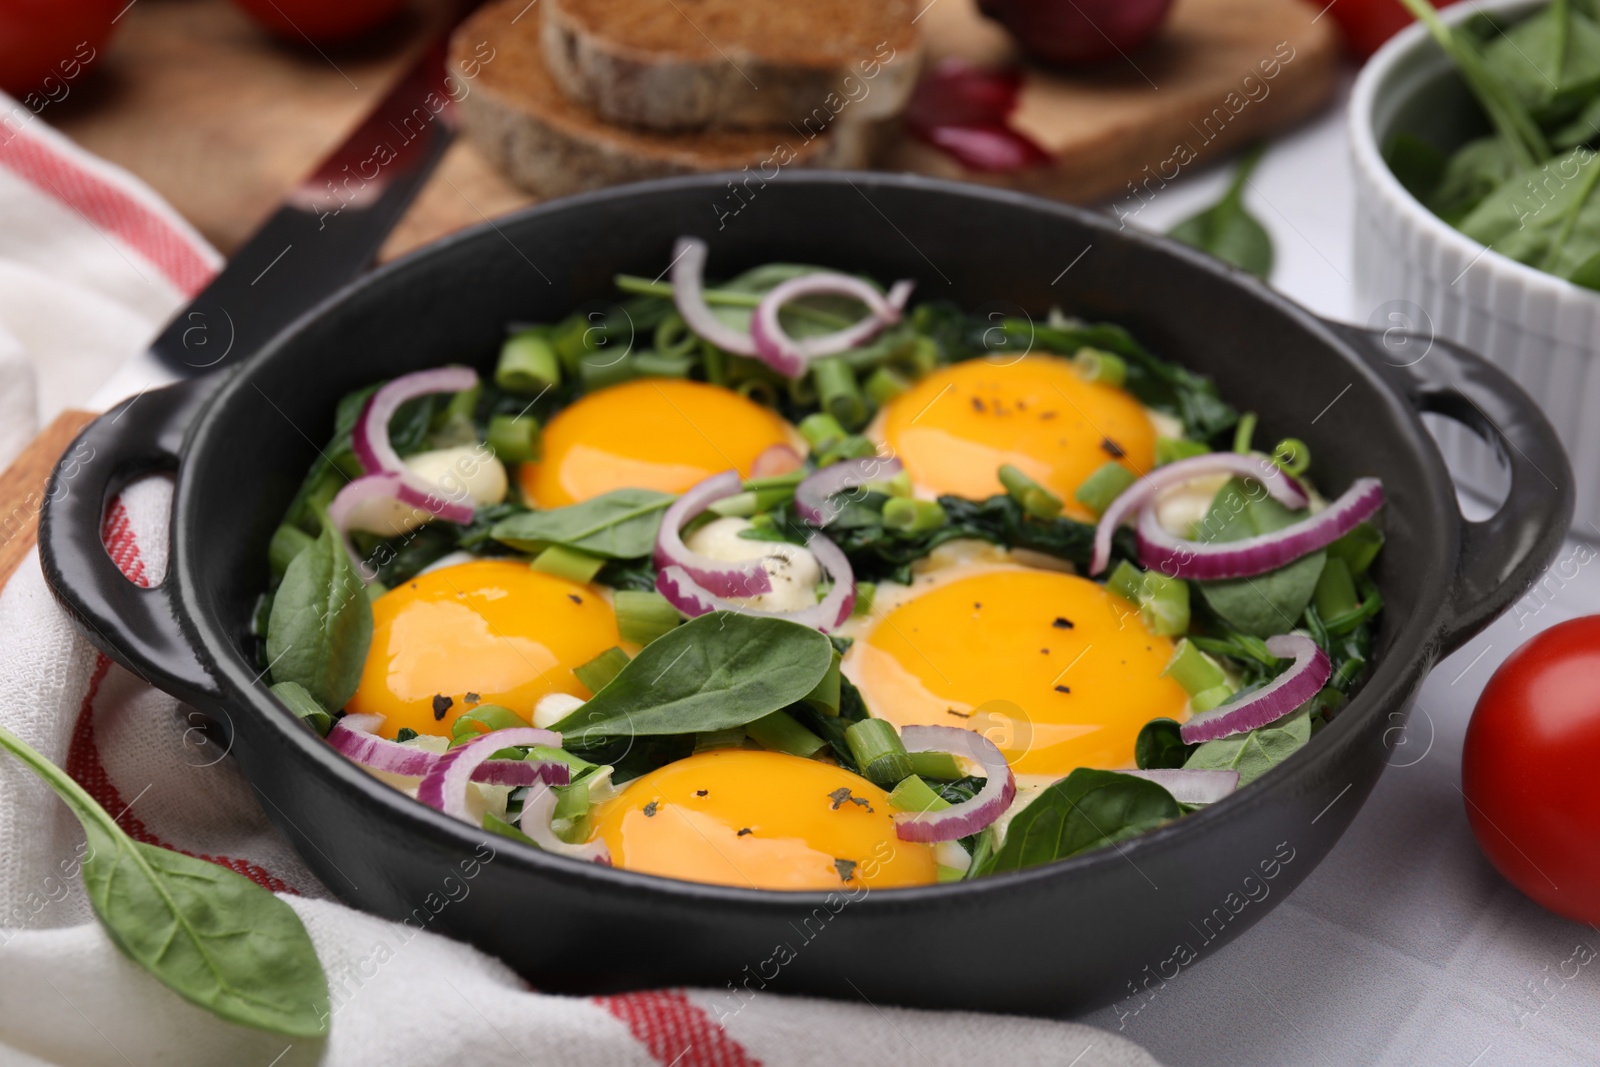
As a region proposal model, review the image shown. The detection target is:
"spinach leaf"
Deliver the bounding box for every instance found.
[975,769,1180,876]
[1168,143,1274,279]
[1384,132,1450,204]
[1426,136,1524,223]
[1135,718,1194,770]
[266,522,373,711]
[489,488,674,558]
[549,612,834,743]
[1196,477,1327,637]
[1480,3,1600,123]
[0,725,328,1036]
[269,680,332,736]
[1184,706,1312,785]
[1458,146,1600,281]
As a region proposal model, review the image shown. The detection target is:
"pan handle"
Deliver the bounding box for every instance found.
[38,378,226,709]
[1329,321,1573,655]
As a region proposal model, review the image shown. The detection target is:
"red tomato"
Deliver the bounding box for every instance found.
[230,0,407,45]
[1463,616,1600,924]
[0,0,121,98]
[1319,0,1466,60]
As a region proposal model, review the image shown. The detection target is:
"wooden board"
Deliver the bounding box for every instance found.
[0,411,97,589]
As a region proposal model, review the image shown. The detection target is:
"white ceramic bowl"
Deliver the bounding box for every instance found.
[1350,0,1600,533]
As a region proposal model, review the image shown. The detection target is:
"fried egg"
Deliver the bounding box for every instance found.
[518,378,799,508]
[870,354,1158,521]
[347,559,625,739]
[589,749,938,890]
[842,557,1188,779]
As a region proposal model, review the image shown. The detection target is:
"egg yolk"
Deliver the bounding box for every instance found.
[877,355,1156,521]
[347,560,623,739]
[590,750,938,890]
[518,378,796,508]
[846,568,1188,777]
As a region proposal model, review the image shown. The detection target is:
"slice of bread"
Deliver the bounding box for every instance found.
[541,0,923,131]
[451,0,877,200]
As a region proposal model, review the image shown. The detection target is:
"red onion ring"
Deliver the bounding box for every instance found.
[416,727,568,820]
[670,237,759,357]
[794,456,904,526]
[351,366,479,525]
[655,531,856,632]
[327,473,415,537]
[653,471,773,597]
[1179,635,1331,744]
[519,782,612,864]
[1090,453,1307,576]
[749,271,912,379]
[1137,476,1385,581]
[1121,768,1239,805]
[893,725,1016,843]
[329,716,571,787]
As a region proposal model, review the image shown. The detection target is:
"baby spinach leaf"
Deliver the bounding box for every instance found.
[269,680,332,736]
[1384,133,1450,203]
[489,488,674,559]
[0,725,328,1036]
[1196,478,1327,637]
[976,769,1180,876]
[1184,706,1312,785]
[266,522,373,712]
[1481,3,1600,121]
[549,612,834,743]
[1426,136,1524,223]
[1458,146,1600,279]
[1135,718,1194,770]
[1168,144,1274,279]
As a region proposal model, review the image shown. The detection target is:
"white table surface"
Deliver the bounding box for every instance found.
[85,72,1600,1067]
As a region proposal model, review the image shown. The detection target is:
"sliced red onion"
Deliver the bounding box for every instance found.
[351,366,479,525]
[328,473,417,537]
[1179,635,1331,744]
[893,725,1016,843]
[329,716,569,787]
[416,727,568,819]
[1121,768,1239,805]
[519,782,612,864]
[1090,452,1308,576]
[655,531,856,632]
[1136,476,1384,581]
[750,443,804,479]
[653,470,773,597]
[794,456,904,526]
[749,271,911,379]
[670,237,758,357]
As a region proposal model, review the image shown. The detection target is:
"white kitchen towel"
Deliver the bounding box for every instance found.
[0,93,1161,1067]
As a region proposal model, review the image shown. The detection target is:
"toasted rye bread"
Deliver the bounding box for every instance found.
[451,0,876,200]
[541,0,923,131]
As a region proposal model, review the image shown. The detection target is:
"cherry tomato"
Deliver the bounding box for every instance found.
[1463,615,1600,924]
[0,0,121,98]
[1319,0,1465,60]
[976,0,1174,66]
[230,0,407,45]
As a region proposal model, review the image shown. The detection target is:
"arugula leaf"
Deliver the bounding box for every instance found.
[266,523,373,711]
[0,725,328,1036]
[1195,477,1327,637]
[975,769,1180,876]
[549,612,834,743]
[1168,143,1274,279]
[1183,707,1312,785]
[489,489,674,559]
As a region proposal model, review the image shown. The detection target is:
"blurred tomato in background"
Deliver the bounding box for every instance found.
[230,0,407,44]
[1321,0,1466,59]
[0,0,122,98]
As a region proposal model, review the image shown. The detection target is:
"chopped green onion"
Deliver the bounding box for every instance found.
[482,811,539,846]
[633,353,696,379]
[1325,581,1383,635]
[615,590,679,645]
[496,329,561,394]
[531,544,605,583]
[1327,522,1384,576]
[1190,684,1234,713]
[1162,638,1226,695]
[887,774,950,814]
[553,778,591,824]
[451,704,531,740]
[442,384,482,424]
[701,341,729,386]
[1155,437,1210,466]
[1272,437,1311,477]
[1073,462,1136,517]
[852,582,877,617]
[653,312,699,359]
[695,727,746,752]
[799,412,847,451]
[1314,558,1360,622]
[1107,560,1144,604]
[998,463,1063,520]
[805,650,843,716]
[936,864,966,883]
[737,378,779,407]
[813,357,868,430]
[1073,347,1127,386]
[746,710,827,758]
[882,497,948,535]
[864,366,912,405]
[269,680,332,736]
[844,718,913,788]
[818,435,878,467]
[1139,572,1190,636]
[525,743,597,778]
[578,352,634,391]
[1233,411,1258,454]
[551,315,598,372]
[573,646,630,693]
[487,413,541,464]
[908,751,963,781]
[268,524,314,578]
[708,485,795,518]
